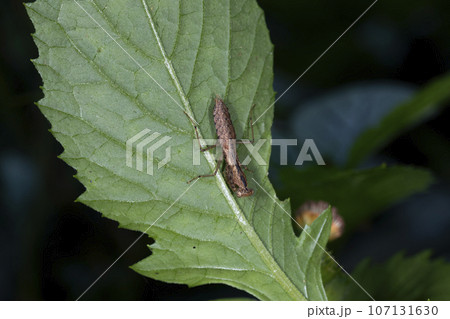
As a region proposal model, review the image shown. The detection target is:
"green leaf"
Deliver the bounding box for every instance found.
[297,207,332,300]
[278,165,433,231]
[290,82,415,165]
[27,0,331,300]
[327,251,450,301]
[347,74,450,167]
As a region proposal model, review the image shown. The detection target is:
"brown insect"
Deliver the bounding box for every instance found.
[187,97,254,197]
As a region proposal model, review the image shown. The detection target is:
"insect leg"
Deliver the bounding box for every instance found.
[200,144,217,152]
[241,165,253,173]
[187,160,223,184]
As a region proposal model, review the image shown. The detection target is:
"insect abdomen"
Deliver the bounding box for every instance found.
[213,98,236,141]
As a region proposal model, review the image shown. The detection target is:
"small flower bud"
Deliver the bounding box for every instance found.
[295,200,344,241]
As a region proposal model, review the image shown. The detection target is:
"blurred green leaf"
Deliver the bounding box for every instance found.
[27,0,332,300]
[279,165,433,231]
[290,82,415,165]
[347,74,450,167]
[326,251,450,301]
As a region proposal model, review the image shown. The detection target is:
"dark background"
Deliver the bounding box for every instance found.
[1,0,449,300]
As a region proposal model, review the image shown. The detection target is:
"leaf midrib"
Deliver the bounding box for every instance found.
[141,0,305,300]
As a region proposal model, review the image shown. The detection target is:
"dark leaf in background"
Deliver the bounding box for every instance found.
[278,165,433,232]
[348,74,450,167]
[289,82,415,165]
[325,251,450,301]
